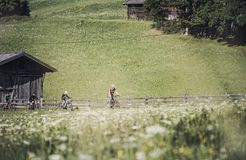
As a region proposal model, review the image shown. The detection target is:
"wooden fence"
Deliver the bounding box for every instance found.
[42,94,246,108]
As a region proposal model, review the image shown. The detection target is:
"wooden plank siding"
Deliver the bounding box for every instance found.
[127,4,145,20]
[0,72,44,102]
[124,0,145,20]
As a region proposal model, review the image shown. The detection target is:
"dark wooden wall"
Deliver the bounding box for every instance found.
[0,71,43,103]
[15,75,43,100]
[127,4,145,20]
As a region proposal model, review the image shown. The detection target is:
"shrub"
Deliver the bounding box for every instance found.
[171,109,224,159]
[145,0,246,43]
[0,0,30,17]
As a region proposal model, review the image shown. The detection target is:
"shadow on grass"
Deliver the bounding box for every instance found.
[218,37,246,47]
[191,34,246,47]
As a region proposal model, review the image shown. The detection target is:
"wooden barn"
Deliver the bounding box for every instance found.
[0,52,56,103]
[124,0,145,20]
[123,0,178,21]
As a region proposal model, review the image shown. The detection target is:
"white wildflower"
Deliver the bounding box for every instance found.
[220,147,226,153]
[50,119,63,126]
[49,154,62,160]
[79,154,93,160]
[210,135,215,140]
[23,140,30,145]
[28,152,41,160]
[14,126,21,130]
[136,151,146,160]
[45,137,52,142]
[160,120,172,126]
[30,128,38,132]
[57,136,68,142]
[63,112,70,115]
[110,138,120,144]
[220,147,228,160]
[149,148,165,158]
[0,124,8,128]
[58,143,67,151]
[132,125,141,130]
[145,125,167,137]
[206,125,213,131]
[103,131,112,136]
[128,136,136,142]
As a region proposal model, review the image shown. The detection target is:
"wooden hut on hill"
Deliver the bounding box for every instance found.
[123,0,178,21]
[0,52,56,103]
[124,0,145,20]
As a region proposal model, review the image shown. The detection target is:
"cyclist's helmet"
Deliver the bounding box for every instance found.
[111,85,116,91]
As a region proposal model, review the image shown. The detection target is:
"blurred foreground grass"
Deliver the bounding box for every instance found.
[0,101,246,160]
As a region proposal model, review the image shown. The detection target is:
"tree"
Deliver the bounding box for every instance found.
[145,0,169,28]
[145,0,181,33]
[0,0,30,17]
[145,0,246,43]
[220,0,246,42]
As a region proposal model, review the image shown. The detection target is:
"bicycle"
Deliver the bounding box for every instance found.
[109,95,120,108]
[3,102,16,110]
[60,98,73,110]
[28,100,40,110]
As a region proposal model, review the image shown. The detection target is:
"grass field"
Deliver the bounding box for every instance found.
[0,0,245,99]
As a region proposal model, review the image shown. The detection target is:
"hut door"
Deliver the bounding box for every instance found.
[30,76,42,98]
[16,76,31,100]
[16,76,42,100]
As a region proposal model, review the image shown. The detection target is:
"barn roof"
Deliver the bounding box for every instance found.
[0,51,57,72]
[124,0,144,5]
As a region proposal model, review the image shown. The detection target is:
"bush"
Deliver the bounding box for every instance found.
[172,109,224,159]
[0,0,30,17]
[162,20,183,34]
[145,0,246,43]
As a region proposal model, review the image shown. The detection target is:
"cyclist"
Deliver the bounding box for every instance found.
[108,85,120,108]
[61,91,71,109]
[29,93,38,109]
[4,94,11,110]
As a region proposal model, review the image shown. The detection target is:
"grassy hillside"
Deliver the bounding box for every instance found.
[0,0,245,99]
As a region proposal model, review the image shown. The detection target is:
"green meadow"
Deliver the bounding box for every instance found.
[0,0,245,99]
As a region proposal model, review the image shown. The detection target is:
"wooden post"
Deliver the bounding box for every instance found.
[88,100,91,107]
[163,97,167,103]
[40,97,43,108]
[185,27,189,36]
[54,98,57,107]
[185,96,188,103]
[145,97,148,105]
[128,97,131,107]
